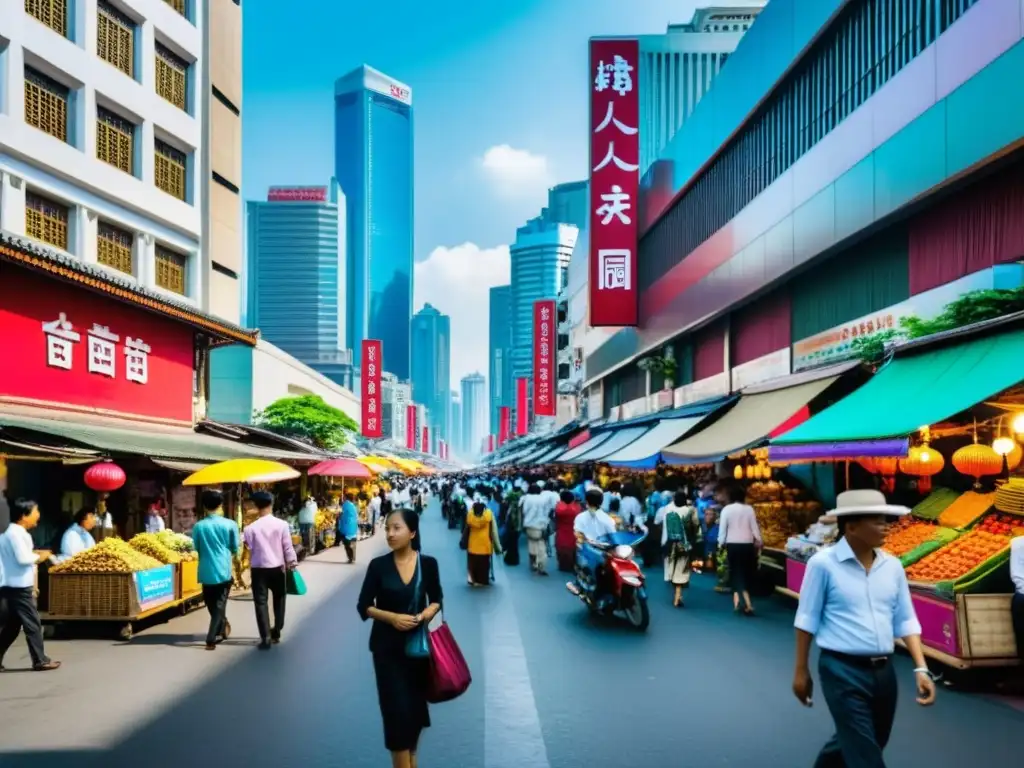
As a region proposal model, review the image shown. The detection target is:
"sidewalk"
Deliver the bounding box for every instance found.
[0,533,388,753]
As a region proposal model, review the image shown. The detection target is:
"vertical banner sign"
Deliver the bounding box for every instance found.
[533,300,556,416]
[499,406,511,445]
[515,377,529,436]
[487,434,495,453]
[406,405,417,450]
[589,38,640,327]
[360,340,383,437]
[421,426,429,454]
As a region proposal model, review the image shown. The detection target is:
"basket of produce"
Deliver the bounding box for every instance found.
[49,538,165,617]
[910,488,959,521]
[882,517,959,567]
[935,490,995,530]
[905,529,1010,595]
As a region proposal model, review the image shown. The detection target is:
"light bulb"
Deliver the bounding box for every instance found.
[1013,414,1024,435]
[993,437,1015,456]
[919,448,932,463]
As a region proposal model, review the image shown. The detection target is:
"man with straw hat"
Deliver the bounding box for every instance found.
[792,489,936,766]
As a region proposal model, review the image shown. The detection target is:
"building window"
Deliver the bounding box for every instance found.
[155,245,187,294]
[154,139,187,201]
[25,0,67,37]
[96,1,135,77]
[97,222,134,275]
[24,67,69,143]
[25,192,69,251]
[96,107,134,174]
[155,44,188,111]
[163,0,186,17]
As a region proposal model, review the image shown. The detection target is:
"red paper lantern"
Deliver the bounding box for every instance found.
[84,461,126,493]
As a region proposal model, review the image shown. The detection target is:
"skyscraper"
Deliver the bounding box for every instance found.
[449,392,462,456]
[460,373,487,458]
[410,303,451,450]
[246,182,353,386]
[334,65,414,380]
[488,285,513,435]
[544,181,589,231]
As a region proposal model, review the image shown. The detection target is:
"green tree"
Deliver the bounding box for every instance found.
[254,395,358,450]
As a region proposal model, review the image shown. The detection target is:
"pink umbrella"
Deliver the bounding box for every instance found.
[308,458,373,478]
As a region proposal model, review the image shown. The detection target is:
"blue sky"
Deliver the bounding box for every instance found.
[242,0,703,386]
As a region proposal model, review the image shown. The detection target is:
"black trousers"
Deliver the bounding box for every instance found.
[250,567,287,643]
[201,581,232,645]
[814,651,898,768]
[0,586,49,667]
[1012,592,1024,658]
[340,535,357,562]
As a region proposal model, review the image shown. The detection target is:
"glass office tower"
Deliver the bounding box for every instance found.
[334,65,414,380]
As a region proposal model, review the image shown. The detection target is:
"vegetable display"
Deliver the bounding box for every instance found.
[51,538,163,574]
[153,529,196,557]
[882,519,954,558]
[905,530,1009,583]
[910,488,959,521]
[936,491,995,530]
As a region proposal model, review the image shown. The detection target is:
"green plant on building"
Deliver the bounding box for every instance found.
[638,354,679,390]
[254,395,358,451]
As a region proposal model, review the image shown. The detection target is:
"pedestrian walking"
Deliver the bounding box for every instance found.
[793,489,936,767]
[357,508,443,768]
[0,498,60,672]
[554,490,581,572]
[718,483,762,615]
[521,484,550,576]
[243,491,298,650]
[298,495,317,553]
[338,492,359,563]
[656,491,701,608]
[465,501,500,587]
[190,490,240,651]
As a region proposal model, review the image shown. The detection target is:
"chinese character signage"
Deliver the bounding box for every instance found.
[0,267,194,422]
[421,426,429,454]
[487,434,495,453]
[515,377,529,436]
[589,38,640,327]
[406,405,418,450]
[361,340,383,437]
[533,300,556,416]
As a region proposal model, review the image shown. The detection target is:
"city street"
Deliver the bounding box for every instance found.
[1,500,1022,767]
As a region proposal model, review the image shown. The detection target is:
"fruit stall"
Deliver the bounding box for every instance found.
[44,531,203,640]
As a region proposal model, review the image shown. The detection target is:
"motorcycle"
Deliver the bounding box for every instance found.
[566,529,650,631]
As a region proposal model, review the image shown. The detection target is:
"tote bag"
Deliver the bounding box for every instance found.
[286,568,307,596]
[425,617,472,703]
[405,557,430,658]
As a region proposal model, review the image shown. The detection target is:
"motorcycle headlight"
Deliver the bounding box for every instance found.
[613,544,634,560]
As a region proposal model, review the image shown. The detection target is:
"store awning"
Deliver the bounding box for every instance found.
[567,425,650,464]
[772,326,1024,447]
[547,431,615,463]
[603,415,713,469]
[151,459,212,473]
[665,363,858,464]
[0,414,320,463]
[530,445,569,465]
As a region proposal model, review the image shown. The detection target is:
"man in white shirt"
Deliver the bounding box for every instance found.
[144,502,166,534]
[1010,533,1024,659]
[521,484,551,576]
[55,508,97,563]
[0,498,60,671]
[539,480,560,558]
[573,488,618,587]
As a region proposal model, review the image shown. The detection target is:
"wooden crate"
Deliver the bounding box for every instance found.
[48,572,140,618]
[178,559,199,599]
[958,593,1018,659]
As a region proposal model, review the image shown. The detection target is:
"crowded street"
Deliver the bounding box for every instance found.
[1,497,1021,768]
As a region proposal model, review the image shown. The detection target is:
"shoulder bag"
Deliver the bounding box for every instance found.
[405,556,431,658]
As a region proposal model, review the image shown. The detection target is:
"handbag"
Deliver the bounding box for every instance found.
[405,557,431,658]
[426,616,472,703]
[286,568,307,596]
[458,524,470,551]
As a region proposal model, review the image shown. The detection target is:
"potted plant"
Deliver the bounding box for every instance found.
[638,355,678,390]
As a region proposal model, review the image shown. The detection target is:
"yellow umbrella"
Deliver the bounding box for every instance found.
[356,457,390,474]
[182,458,300,486]
[367,455,405,472]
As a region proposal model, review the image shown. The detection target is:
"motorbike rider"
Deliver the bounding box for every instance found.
[573,488,618,590]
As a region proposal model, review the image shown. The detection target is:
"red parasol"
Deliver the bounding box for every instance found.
[308,458,373,479]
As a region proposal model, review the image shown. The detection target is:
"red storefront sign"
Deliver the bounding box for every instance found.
[515,377,529,436]
[361,339,383,437]
[499,406,511,445]
[406,405,417,450]
[589,38,640,327]
[533,300,556,416]
[0,266,194,423]
[421,426,429,454]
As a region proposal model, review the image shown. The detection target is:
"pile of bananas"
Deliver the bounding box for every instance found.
[154,529,197,561]
[52,538,163,574]
[129,533,182,564]
[314,509,336,533]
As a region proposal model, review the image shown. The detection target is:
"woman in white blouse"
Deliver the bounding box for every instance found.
[718,484,762,616]
[655,491,702,608]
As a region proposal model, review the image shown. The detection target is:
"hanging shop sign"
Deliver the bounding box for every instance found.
[0,267,194,422]
[406,404,418,450]
[499,406,511,445]
[731,348,791,391]
[515,377,529,436]
[533,300,556,416]
[589,38,640,327]
[421,426,429,454]
[361,339,383,437]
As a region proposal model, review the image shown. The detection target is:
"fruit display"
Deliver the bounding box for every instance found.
[746,481,823,549]
[753,503,795,548]
[129,533,183,564]
[314,509,337,534]
[910,488,959,521]
[154,530,197,559]
[994,477,1024,514]
[974,513,1024,537]
[51,538,163,574]
[936,491,995,530]
[905,529,1009,583]
[882,519,959,563]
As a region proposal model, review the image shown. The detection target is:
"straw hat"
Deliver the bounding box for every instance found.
[827,489,909,518]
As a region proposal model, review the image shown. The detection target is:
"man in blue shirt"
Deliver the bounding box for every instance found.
[190,490,240,651]
[337,492,359,564]
[793,489,936,767]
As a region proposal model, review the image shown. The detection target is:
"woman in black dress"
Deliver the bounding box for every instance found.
[357,508,443,768]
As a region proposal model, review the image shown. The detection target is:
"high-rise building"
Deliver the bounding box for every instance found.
[637,5,765,175]
[460,373,487,458]
[382,372,411,444]
[201,0,244,324]
[509,218,578,427]
[488,285,513,434]
[246,182,353,386]
[543,181,589,231]
[410,303,451,450]
[334,65,414,380]
[449,392,462,456]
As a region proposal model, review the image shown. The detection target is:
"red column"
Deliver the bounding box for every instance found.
[515,377,529,436]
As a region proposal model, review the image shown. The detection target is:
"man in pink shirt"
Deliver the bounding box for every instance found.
[242,491,298,650]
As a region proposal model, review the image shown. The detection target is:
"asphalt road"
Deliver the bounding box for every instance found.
[5,499,1022,767]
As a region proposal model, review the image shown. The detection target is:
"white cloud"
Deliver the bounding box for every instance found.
[480,144,551,198]
[414,242,511,392]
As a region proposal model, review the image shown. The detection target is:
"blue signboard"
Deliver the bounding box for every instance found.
[134,565,175,611]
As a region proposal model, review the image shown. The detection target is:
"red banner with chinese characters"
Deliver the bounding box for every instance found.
[589,38,640,327]
[533,300,556,416]
[499,406,511,445]
[361,339,383,437]
[421,426,429,454]
[406,405,417,450]
[0,266,194,423]
[487,434,495,453]
[515,377,529,436]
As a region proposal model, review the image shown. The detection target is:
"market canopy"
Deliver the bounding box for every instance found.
[603,415,714,469]
[772,324,1024,452]
[665,362,858,464]
[308,458,372,478]
[566,425,650,464]
[546,431,616,463]
[183,459,300,486]
[529,444,570,465]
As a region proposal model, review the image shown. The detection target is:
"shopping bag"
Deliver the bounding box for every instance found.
[286,568,307,596]
[459,525,470,551]
[426,620,472,703]
[405,558,431,658]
